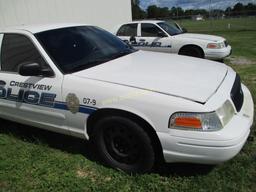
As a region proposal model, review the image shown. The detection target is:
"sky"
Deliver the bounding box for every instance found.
[139,0,256,10]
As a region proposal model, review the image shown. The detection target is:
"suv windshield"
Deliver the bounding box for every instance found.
[157,22,183,36]
[36,26,136,74]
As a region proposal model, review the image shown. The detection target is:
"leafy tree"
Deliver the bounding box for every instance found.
[233,3,244,12]
[170,7,177,16]
[225,7,232,16]
[184,9,207,17]
[158,7,169,18]
[233,2,244,15]
[147,5,159,18]
[131,0,146,19]
[143,2,256,19]
[244,3,256,15]
[225,3,256,16]
[177,7,184,16]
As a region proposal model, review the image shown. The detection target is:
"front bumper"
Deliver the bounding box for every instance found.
[205,45,232,60]
[158,84,254,164]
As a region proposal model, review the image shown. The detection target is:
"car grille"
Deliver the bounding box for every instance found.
[224,40,228,47]
[230,74,244,112]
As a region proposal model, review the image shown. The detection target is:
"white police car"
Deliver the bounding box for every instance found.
[0,24,253,173]
[114,20,232,60]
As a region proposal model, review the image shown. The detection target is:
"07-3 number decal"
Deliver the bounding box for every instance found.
[83,98,96,106]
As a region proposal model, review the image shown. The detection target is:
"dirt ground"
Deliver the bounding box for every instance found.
[228,56,255,65]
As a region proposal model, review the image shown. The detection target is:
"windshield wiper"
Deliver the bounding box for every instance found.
[172,32,181,36]
[69,50,133,73]
[69,58,110,73]
[108,50,133,60]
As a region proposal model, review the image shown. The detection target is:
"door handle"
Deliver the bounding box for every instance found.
[139,39,146,42]
[0,80,6,86]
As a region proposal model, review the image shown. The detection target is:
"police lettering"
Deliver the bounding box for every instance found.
[10,81,52,91]
[0,87,56,107]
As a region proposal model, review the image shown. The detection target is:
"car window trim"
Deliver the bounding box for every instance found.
[155,23,170,37]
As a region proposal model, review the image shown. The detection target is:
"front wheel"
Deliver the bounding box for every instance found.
[179,46,204,58]
[92,116,155,174]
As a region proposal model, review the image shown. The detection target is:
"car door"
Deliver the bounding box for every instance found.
[137,23,172,53]
[0,33,69,134]
[116,23,140,47]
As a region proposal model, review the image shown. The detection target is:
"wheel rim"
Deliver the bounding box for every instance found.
[103,124,140,165]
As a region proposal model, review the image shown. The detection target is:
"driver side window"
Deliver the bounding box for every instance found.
[0,34,47,73]
[141,23,164,37]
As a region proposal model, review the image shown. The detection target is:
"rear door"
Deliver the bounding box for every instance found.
[0,33,68,134]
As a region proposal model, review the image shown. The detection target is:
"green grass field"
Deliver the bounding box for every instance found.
[1,17,256,191]
[179,17,256,33]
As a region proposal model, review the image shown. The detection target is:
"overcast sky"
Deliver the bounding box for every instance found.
[140,0,256,10]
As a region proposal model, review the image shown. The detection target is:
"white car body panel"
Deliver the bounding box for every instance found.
[114,20,232,60]
[177,33,224,42]
[74,51,228,103]
[0,24,253,166]
[160,84,254,163]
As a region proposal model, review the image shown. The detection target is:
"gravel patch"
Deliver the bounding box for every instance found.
[228,56,255,65]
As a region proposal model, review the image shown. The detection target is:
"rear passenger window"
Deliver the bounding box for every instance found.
[0,34,47,73]
[117,24,138,36]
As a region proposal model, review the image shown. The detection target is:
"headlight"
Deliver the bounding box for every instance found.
[207,42,225,49]
[169,100,235,132]
[216,100,235,126]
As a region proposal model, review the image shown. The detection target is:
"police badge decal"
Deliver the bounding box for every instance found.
[66,93,80,113]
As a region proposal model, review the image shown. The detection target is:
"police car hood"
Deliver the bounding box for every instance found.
[177,33,224,42]
[73,51,228,103]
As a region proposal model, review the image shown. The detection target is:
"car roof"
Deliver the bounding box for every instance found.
[125,20,165,24]
[0,23,90,34]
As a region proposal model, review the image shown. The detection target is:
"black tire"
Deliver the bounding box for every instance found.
[216,59,225,63]
[179,46,204,58]
[92,116,155,174]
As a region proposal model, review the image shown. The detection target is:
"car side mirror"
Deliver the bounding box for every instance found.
[157,31,167,38]
[18,63,54,77]
[182,27,188,33]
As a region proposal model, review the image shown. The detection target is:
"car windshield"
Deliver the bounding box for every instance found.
[36,26,136,74]
[157,22,183,36]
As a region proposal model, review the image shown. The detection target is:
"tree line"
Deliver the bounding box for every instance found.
[131,1,256,20]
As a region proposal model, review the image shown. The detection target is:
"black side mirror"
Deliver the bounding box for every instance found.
[18,63,54,77]
[182,27,188,33]
[157,31,167,38]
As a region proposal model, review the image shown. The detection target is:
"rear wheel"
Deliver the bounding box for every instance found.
[92,116,155,174]
[179,46,204,58]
